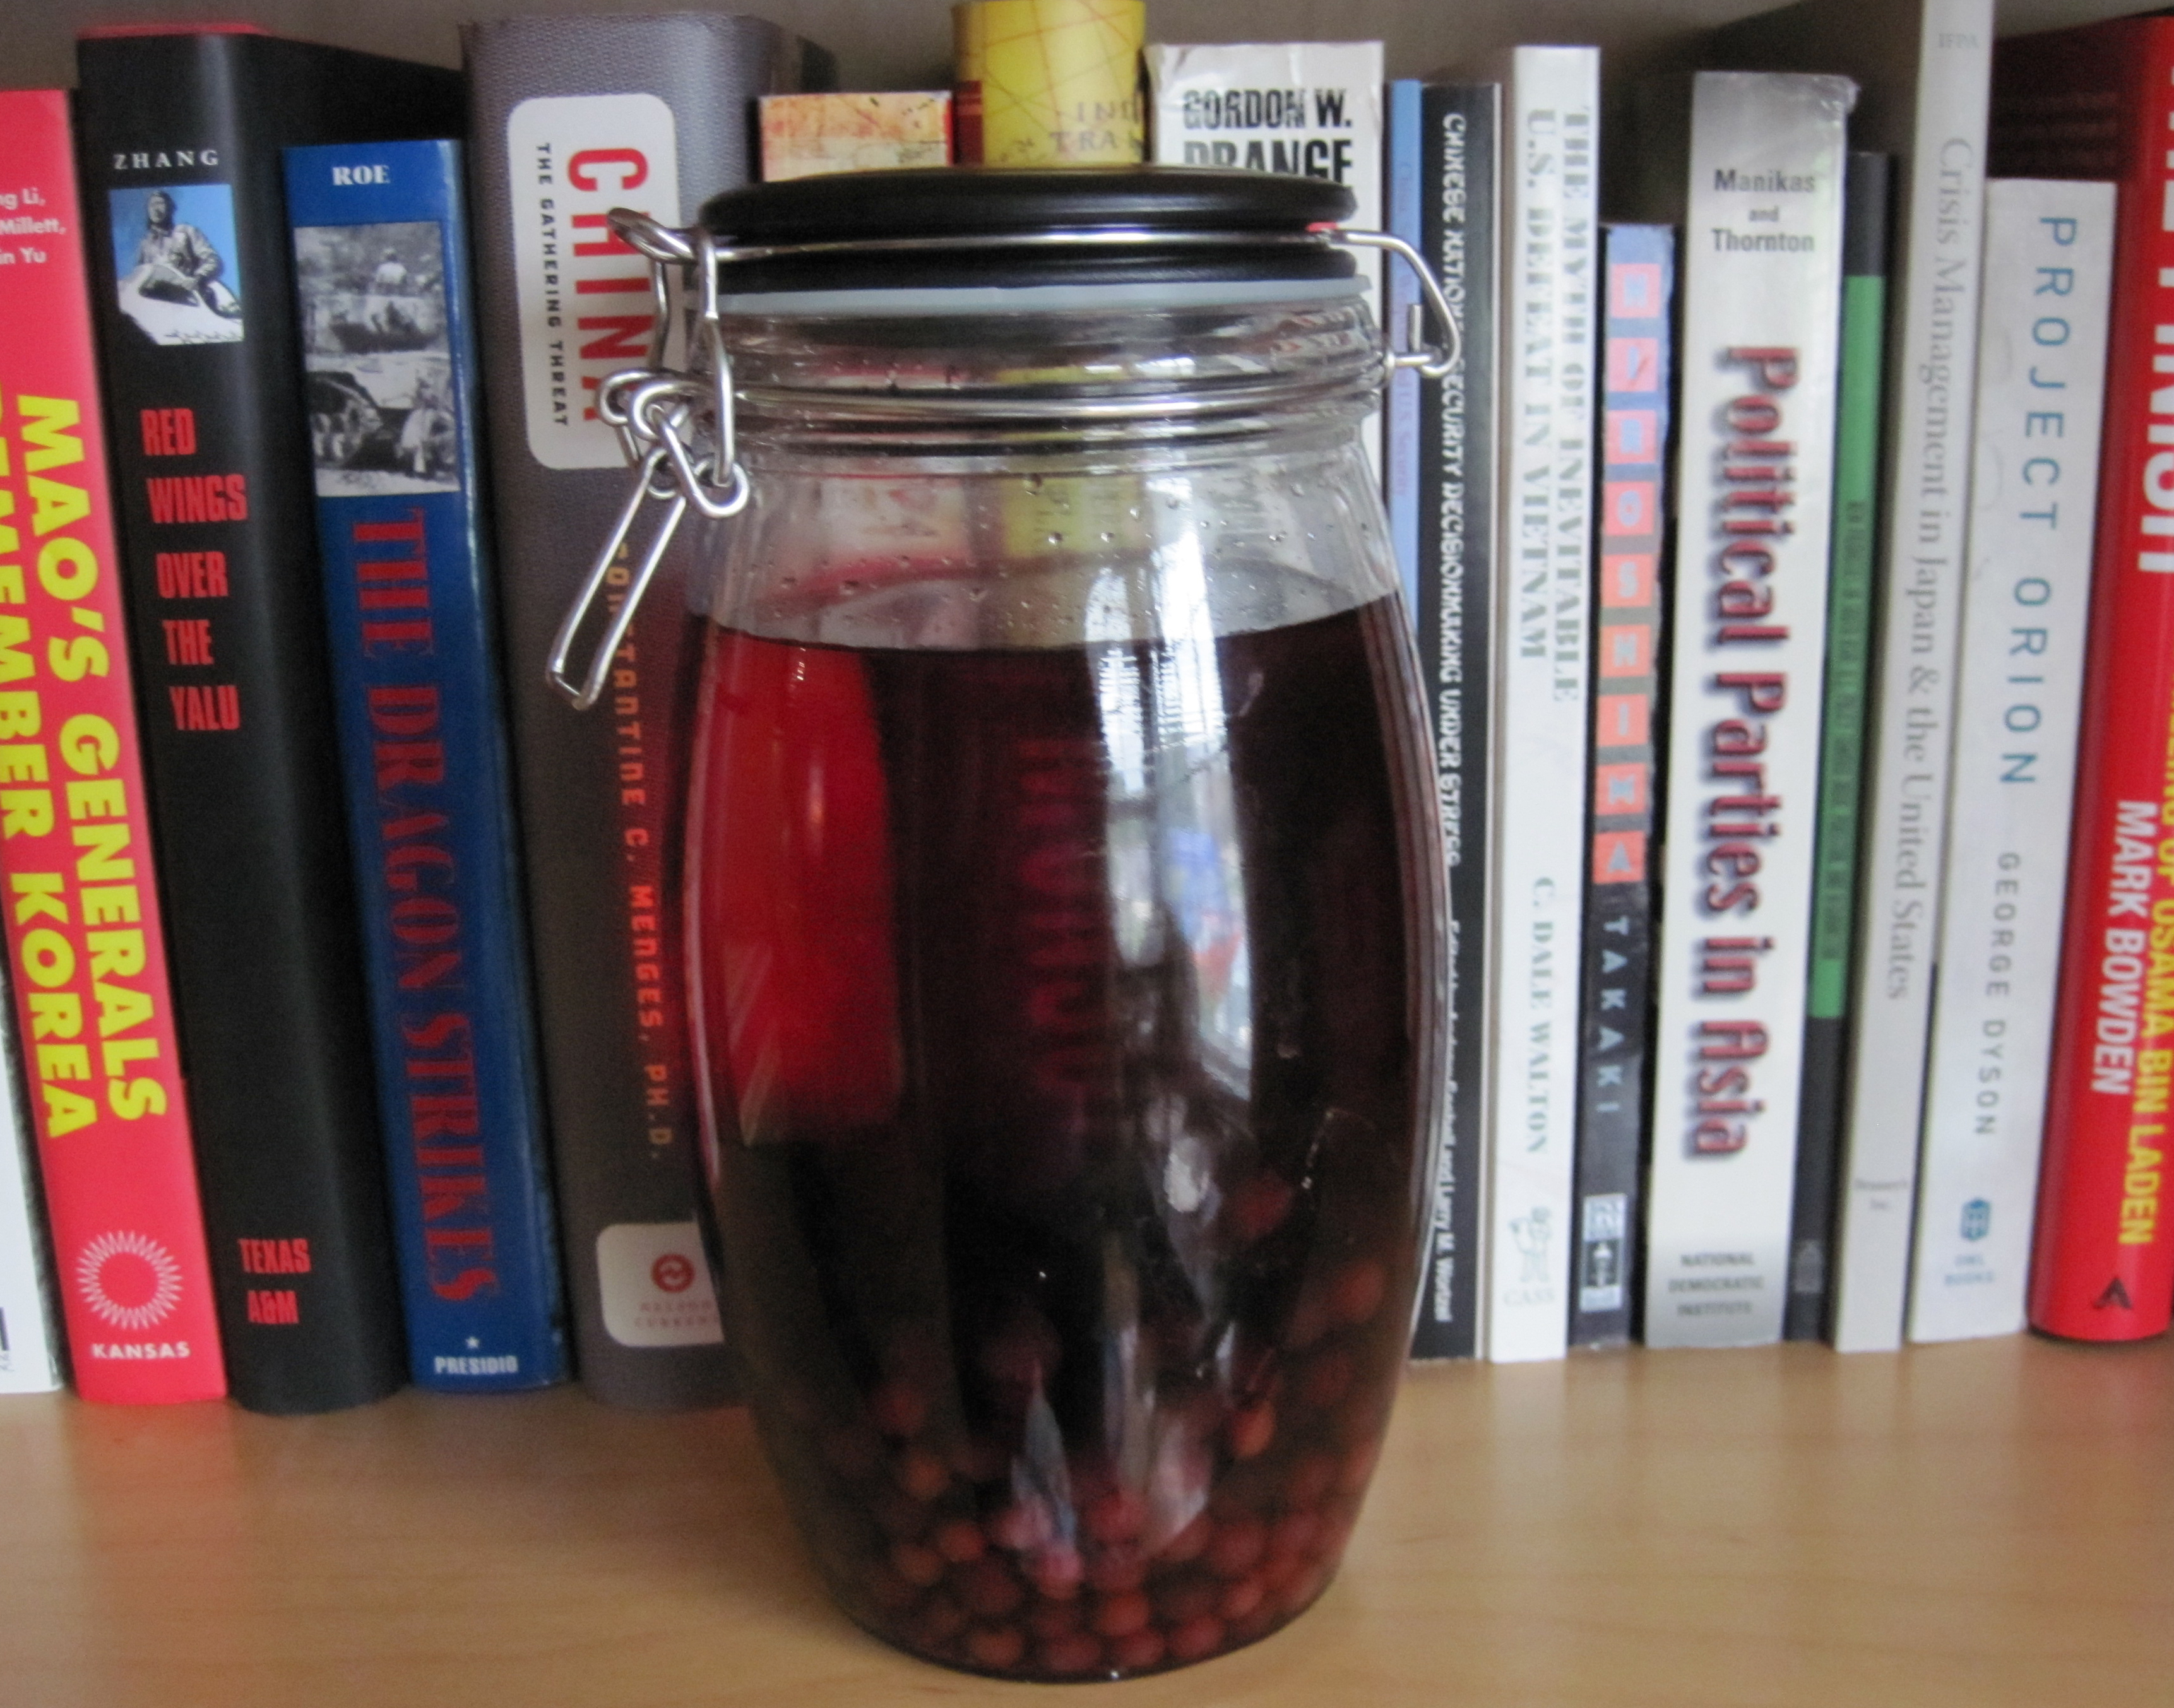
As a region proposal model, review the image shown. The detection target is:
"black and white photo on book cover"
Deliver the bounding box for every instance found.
[108,182,243,346]
[292,218,459,497]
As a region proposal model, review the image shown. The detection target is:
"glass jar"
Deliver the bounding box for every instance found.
[561,169,1451,1681]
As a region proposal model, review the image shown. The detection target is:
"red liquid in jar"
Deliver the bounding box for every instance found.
[690,597,1435,1679]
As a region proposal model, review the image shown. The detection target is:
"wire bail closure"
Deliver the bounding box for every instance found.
[546,208,1463,711]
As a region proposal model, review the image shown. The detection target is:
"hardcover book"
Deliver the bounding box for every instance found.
[0,88,221,1402]
[1910,177,2112,1343]
[284,139,566,1391]
[1786,151,1892,1341]
[1712,0,1996,1355]
[464,11,829,1408]
[76,27,466,1413]
[1634,70,1851,1350]
[1390,80,1500,1361]
[1147,41,1385,475]
[1991,14,2174,1341]
[1571,222,1674,1349]
[1464,44,1599,1363]
[759,93,952,182]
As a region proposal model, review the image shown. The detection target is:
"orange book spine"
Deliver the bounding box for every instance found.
[0,89,223,1401]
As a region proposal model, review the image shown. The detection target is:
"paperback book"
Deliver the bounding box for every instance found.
[1147,41,1386,475]
[1390,80,1500,1361]
[954,0,1146,165]
[1464,44,1599,1363]
[1635,70,1851,1350]
[759,93,952,181]
[1571,222,1674,1349]
[1713,0,1997,1355]
[1909,176,2112,1342]
[1786,151,1892,1339]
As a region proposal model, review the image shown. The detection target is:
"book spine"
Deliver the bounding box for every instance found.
[464,13,821,1407]
[1571,223,1674,1349]
[757,93,953,182]
[1386,81,1420,614]
[1406,81,1499,1361]
[1909,179,2112,1341]
[1482,47,1595,1363]
[0,89,223,1401]
[1828,0,1994,1353]
[953,0,1146,165]
[79,34,477,1411]
[2011,20,2174,1341]
[1145,42,1386,477]
[283,139,566,1391]
[1786,151,1892,1339]
[1643,72,1849,1350]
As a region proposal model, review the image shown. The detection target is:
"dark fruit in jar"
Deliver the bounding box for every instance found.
[692,601,1435,1678]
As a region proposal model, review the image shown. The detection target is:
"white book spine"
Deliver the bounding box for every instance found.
[1908,179,2113,1343]
[1145,41,1385,477]
[1831,0,1993,1352]
[1642,72,1851,1349]
[0,977,61,1393]
[1481,45,1597,1362]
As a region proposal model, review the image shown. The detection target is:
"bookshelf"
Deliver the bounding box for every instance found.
[1,0,2169,1702]
[1,1337,2168,1704]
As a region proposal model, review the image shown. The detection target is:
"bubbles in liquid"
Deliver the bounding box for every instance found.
[1045,534,1064,548]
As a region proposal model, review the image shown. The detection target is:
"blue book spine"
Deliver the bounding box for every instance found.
[1386,80,1422,613]
[283,139,565,1390]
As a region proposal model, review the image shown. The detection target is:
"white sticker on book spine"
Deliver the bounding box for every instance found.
[597,1220,723,1348]
[505,93,679,471]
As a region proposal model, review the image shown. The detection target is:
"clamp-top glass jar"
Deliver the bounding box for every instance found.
[554,169,1453,1681]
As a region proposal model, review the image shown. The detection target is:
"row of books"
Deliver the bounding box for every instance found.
[4,0,2172,1415]
[0,15,846,1411]
[1378,0,2174,1363]
[1003,0,2174,1363]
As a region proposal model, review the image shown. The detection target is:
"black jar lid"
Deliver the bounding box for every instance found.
[696,166,1360,295]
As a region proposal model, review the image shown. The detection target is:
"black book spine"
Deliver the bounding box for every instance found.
[75,31,463,1413]
[1409,82,1499,1361]
[1785,151,1893,1341]
[1570,223,1675,1349]
[463,15,829,1409]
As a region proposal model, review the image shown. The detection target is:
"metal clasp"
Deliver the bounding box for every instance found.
[546,219,749,709]
[547,211,1466,709]
[1332,230,1462,381]
[544,443,687,711]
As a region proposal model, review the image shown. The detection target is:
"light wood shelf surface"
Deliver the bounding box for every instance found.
[1,1332,2168,1707]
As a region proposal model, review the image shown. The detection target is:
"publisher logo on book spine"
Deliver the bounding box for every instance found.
[75,1230,184,1331]
[597,1221,722,1347]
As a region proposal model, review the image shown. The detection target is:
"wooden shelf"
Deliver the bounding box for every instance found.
[3,1332,2168,1705]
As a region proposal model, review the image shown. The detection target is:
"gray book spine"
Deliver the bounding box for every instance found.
[463,13,829,1409]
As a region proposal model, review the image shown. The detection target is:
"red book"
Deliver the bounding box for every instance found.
[1994,20,2174,1341]
[0,90,224,1399]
